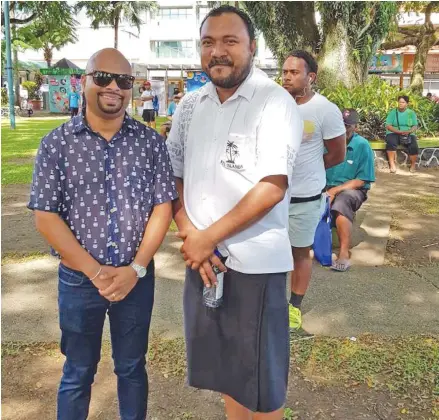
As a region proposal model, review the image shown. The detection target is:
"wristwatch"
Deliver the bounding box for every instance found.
[130,262,147,278]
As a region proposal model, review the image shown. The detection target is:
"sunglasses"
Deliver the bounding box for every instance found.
[85,71,135,90]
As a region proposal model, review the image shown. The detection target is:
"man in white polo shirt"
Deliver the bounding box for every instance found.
[282,50,346,332]
[167,6,302,420]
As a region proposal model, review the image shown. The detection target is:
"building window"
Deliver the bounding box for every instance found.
[158,8,193,20]
[151,41,193,58]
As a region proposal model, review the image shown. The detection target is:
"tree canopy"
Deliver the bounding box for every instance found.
[244,1,398,88]
[75,1,156,49]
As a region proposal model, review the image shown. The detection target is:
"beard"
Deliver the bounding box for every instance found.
[97,95,125,115]
[205,55,253,89]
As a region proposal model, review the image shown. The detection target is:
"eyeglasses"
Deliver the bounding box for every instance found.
[85,71,135,90]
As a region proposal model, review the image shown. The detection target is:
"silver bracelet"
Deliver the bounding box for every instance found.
[89,267,102,281]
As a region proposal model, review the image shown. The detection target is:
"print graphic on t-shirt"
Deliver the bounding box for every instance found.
[221,139,243,171]
[302,120,315,141]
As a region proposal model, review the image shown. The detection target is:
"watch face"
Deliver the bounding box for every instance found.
[138,267,147,278]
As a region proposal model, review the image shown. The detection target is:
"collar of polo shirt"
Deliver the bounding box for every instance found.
[200,67,257,103]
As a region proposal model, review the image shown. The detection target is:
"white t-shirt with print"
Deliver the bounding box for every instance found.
[289,92,346,197]
[141,89,155,111]
[167,68,303,274]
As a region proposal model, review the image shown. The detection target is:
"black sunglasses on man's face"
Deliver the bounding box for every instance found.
[85,71,135,90]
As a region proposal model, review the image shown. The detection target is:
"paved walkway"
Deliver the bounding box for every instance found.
[2,232,439,342]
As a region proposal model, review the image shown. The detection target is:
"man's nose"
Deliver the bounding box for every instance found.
[211,42,227,57]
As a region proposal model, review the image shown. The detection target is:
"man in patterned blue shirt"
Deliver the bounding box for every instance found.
[28,48,178,420]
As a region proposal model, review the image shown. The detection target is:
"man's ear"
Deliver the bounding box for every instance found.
[80,75,86,92]
[250,39,257,57]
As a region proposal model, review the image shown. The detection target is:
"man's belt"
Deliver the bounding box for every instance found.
[290,193,322,204]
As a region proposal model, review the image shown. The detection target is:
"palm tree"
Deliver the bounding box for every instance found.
[75,1,157,49]
[226,140,238,163]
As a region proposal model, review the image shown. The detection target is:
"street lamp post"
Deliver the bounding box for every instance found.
[3,1,16,129]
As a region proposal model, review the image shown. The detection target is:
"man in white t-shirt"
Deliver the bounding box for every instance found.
[282,50,346,332]
[168,6,302,419]
[140,81,156,128]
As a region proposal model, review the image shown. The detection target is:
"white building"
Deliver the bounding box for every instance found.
[20,0,277,79]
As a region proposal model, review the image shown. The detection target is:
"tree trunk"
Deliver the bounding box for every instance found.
[43,45,53,68]
[317,21,363,89]
[114,14,119,49]
[409,4,438,95]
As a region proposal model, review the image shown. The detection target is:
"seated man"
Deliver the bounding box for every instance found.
[167,93,182,121]
[325,109,375,272]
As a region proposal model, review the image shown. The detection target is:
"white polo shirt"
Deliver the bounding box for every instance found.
[141,89,155,111]
[167,69,303,274]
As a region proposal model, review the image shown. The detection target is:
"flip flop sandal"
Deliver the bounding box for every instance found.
[390,168,397,174]
[331,259,351,272]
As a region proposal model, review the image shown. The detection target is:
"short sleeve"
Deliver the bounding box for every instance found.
[166,96,186,178]
[322,103,346,140]
[356,142,376,183]
[256,91,303,183]
[386,110,395,127]
[411,110,418,126]
[152,137,178,205]
[28,133,62,213]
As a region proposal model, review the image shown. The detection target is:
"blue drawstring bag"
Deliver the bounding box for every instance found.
[313,195,332,266]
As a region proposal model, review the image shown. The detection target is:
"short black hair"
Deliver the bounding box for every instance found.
[287,50,318,74]
[398,95,410,103]
[200,5,255,41]
[426,92,432,97]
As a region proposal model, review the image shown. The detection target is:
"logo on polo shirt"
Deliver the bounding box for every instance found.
[221,140,244,171]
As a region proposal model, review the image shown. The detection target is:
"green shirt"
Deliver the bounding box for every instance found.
[326,133,376,190]
[385,108,418,134]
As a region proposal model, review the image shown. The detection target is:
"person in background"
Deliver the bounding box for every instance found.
[282,50,346,332]
[140,81,156,129]
[167,94,181,120]
[28,48,177,420]
[160,121,172,140]
[168,6,302,419]
[385,95,419,173]
[152,92,159,118]
[426,92,432,101]
[68,86,81,118]
[326,109,375,272]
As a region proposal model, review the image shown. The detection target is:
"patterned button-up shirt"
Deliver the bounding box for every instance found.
[28,114,178,266]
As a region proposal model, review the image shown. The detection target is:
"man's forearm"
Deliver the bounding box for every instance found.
[133,202,173,267]
[331,179,365,195]
[173,178,196,232]
[34,210,99,278]
[206,175,287,245]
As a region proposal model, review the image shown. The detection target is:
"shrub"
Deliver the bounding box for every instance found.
[320,76,439,140]
[22,80,41,100]
[1,87,8,106]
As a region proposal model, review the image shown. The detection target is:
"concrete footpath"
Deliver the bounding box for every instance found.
[2,232,439,342]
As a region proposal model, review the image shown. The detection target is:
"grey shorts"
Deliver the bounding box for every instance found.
[331,189,368,223]
[288,195,325,248]
[184,267,289,413]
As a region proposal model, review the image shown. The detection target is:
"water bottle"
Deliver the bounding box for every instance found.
[203,249,224,308]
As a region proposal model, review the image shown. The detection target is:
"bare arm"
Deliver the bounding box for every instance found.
[141,96,154,102]
[206,175,287,244]
[179,175,288,270]
[386,124,403,135]
[34,210,100,279]
[328,179,365,196]
[133,201,173,267]
[323,134,346,169]
[172,178,196,232]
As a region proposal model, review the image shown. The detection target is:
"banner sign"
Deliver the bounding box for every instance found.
[41,68,84,75]
[369,54,403,73]
[186,71,209,92]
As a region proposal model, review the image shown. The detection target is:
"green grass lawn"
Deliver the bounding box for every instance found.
[1,116,168,185]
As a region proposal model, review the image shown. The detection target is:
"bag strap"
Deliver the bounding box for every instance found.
[395,109,400,130]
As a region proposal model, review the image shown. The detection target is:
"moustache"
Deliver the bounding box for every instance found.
[208,59,233,68]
